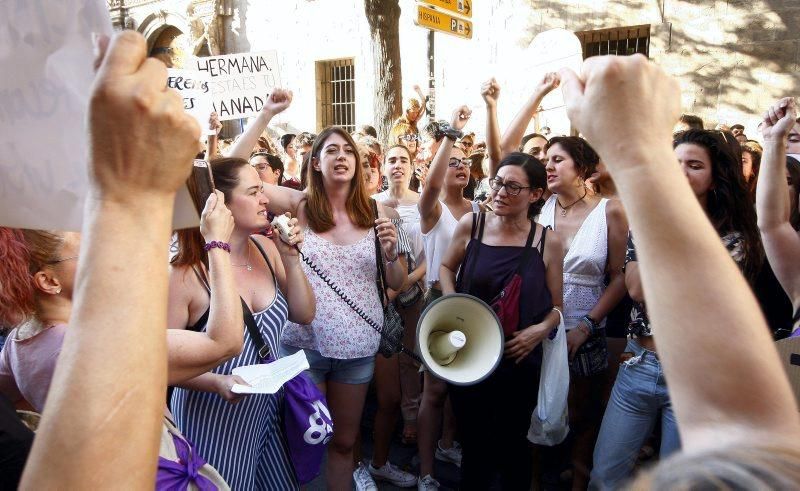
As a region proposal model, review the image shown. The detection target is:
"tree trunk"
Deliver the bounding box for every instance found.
[364,0,403,144]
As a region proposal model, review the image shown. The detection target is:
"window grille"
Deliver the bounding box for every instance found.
[316,58,356,132]
[575,25,650,59]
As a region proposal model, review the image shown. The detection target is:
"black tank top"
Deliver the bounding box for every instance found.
[456,213,553,365]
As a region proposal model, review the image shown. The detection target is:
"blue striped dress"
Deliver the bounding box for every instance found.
[171,262,298,490]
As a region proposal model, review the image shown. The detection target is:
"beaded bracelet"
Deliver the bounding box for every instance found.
[204,240,231,253]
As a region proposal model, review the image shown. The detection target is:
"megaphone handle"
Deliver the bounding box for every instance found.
[296,248,421,363]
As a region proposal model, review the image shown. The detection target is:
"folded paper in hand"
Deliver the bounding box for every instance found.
[231,350,309,394]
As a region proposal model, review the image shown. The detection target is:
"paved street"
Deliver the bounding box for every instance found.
[308,384,461,490]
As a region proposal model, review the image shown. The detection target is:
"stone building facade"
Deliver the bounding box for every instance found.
[108,0,799,140]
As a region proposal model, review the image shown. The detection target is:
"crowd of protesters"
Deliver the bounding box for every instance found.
[2,29,800,491]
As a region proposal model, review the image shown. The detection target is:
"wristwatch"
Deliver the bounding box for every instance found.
[438,122,464,141]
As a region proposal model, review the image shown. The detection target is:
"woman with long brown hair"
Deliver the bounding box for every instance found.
[168,156,315,489]
[254,125,409,489]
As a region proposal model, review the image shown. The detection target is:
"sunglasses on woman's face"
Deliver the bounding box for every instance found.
[400,134,419,142]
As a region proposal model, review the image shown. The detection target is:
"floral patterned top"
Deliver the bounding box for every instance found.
[282,228,382,358]
[625,230,745,337]
[282,222,412,359]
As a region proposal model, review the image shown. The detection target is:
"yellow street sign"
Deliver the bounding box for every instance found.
[419,0,472,19]
[415,5,473,40]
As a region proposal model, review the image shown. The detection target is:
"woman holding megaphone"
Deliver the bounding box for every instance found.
[439,152,564,490]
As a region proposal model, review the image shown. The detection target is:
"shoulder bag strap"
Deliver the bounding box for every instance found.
[371,199,389,307]
[241,298,271,361]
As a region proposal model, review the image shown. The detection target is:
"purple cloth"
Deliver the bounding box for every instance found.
[281,367,333,484]
[156,432,218,491]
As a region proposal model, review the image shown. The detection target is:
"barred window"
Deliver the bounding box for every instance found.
[575,25,650,59]
[316,58,356,132]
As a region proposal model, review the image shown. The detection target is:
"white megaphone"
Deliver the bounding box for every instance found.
[416,293,504,385]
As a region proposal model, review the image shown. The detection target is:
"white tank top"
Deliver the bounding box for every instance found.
[539,195,609,330]
[421,200,480,286]
[373,190,425,261]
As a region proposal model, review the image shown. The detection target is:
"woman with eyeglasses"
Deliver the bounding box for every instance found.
[439,151,564,489]
[390,120,420,158]
[250,151,284,186]
[591,128,763,488]
[415,106,481,490]
[538,135,629,489]
[0,229,80,413]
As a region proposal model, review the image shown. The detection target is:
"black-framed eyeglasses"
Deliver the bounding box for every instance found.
[489,177,530,196]
[400,134,419,142]
[448,158,469,168]
[45,255,78,265]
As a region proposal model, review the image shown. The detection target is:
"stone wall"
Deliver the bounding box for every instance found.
[112,0,800,141]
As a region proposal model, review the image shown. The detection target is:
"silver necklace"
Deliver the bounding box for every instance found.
[232,243,252,271]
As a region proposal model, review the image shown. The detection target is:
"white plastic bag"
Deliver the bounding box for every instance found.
[527,309,570,445]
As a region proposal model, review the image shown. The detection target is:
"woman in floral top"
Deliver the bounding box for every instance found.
[591,129,763,489]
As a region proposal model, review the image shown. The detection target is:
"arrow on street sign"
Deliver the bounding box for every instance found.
[415,4,473,39]
[418,0,472,19]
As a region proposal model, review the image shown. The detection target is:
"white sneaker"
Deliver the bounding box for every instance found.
[368,460,418,487]
[417,474,441,490]
[353,462,378,491]
[435,440,462,467]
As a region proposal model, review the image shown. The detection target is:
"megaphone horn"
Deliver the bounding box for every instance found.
[416,293,504,386]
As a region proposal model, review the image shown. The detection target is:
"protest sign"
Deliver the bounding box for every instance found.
[167,69,215,136]
[0,0,200,231]
[191,51,283,121]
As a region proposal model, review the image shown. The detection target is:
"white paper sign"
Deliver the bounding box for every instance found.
[0,0,200,231]
[231,350,310,394]
[191,51,282,121]
[167,68,215,136]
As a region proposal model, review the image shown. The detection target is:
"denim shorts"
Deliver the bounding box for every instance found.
[280,344,375,385]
